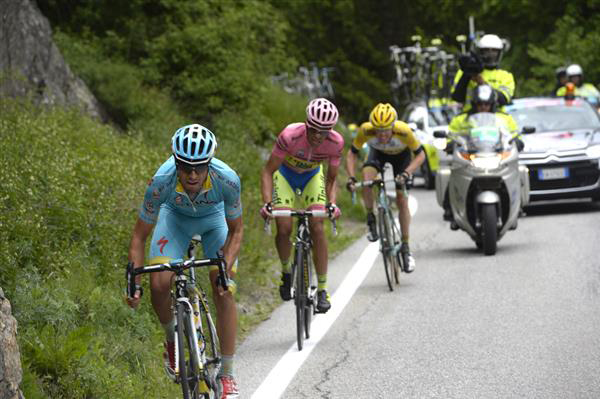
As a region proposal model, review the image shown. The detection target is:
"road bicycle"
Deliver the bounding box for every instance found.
[126,236,229,399]
[352,177,409,291]
[389,36,459,109]
[265,208,336,350]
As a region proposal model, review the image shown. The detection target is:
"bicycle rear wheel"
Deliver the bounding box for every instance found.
[176,302,201,399]
[378,208,394,291]
[294,245,306,350]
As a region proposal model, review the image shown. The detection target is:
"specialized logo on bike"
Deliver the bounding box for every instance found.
[157,236,169,254]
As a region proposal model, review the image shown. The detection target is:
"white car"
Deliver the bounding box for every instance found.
[506,97,600,202]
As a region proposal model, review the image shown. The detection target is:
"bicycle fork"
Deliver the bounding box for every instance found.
[174,296,210,393]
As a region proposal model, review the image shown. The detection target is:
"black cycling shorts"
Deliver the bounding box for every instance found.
[362,148,412,190]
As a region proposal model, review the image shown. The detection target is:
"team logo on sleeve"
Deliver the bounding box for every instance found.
[144,201,155,214]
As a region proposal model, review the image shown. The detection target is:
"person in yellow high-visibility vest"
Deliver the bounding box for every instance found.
[451,34,515,112]
[556,64,600,108]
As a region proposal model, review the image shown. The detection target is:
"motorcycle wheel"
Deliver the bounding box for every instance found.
[480,203,498,255]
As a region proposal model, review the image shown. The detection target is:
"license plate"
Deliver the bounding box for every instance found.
[538,167,569,180]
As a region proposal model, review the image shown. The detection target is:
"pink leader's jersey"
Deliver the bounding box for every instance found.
[271,123,345,173]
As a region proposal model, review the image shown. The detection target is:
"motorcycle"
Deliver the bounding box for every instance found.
[433,113,530,255]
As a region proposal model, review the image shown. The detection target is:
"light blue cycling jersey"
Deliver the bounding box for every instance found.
[139,156,242,224]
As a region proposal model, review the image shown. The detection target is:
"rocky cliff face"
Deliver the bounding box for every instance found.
[0,288,23,399]
[0,0,108,121]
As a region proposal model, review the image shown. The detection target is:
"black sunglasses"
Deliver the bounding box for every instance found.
[308,127,330,137]
[176,161,209,174]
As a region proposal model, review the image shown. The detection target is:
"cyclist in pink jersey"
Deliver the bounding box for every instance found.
[260,98,344,313]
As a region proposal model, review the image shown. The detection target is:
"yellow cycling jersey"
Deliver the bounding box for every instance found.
[351,120,421,155]
[453,68,515,111]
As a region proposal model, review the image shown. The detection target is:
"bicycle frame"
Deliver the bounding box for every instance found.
[353,178,403,290]
[126,252,228,398]
[267,209,334,350]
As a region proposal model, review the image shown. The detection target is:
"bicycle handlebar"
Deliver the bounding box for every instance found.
[350,179,406,204]
[263,209,337,236]
[126,256,229,298]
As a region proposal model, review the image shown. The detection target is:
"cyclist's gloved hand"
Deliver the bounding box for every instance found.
[125,262,143,308]
[396,171,410,186]
[260,201,273,220]
[346,176,357,192]
[326,203,341,219]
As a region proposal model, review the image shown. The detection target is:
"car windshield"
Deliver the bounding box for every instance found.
[507,101,600,132]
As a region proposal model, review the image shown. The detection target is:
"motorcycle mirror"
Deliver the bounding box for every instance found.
[521,126,536,134]
[433,129,448,138]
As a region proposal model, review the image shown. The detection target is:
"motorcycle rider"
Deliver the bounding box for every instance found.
[451,34,515,112]
[556,64,600,106]
[552,66,568,96]
[443,84,522,221]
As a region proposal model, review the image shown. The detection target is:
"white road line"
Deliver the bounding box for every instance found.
[250,241,380,399]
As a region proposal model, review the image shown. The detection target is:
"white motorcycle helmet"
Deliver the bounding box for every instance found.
[477,34,504,69]
[566,64,584,86]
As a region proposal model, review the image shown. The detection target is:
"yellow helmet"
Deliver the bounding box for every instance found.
[369,103,397,129]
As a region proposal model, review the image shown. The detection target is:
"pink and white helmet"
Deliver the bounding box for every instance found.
[306,98,339,130]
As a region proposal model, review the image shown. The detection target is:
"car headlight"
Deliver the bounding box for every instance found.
[586,144,600,158]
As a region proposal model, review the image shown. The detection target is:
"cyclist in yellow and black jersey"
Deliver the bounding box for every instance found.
[345,103,425,272]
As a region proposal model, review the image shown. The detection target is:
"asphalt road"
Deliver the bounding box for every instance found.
[236,186,600,399]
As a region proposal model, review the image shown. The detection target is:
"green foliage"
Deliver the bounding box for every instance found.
[525,8,600,96]
[0,99,174,397]
[53,31,185,139]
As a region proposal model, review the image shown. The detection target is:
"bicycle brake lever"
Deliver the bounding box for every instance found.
[126,262,137,298]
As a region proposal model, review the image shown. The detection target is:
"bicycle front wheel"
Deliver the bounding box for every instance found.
[294,245,306,350]
[304,249,313,340]
[176,302,201,399]
[378,208,394,291]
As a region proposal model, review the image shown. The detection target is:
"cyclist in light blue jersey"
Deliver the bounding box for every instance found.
[127,124,243,398]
